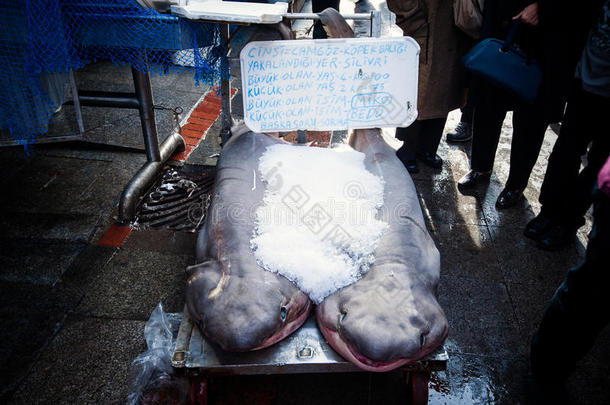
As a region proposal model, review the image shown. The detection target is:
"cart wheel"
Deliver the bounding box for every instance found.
[406,371,430,405]
[190,375,208,405]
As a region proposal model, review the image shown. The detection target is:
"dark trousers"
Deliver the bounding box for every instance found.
[395,118,447,161]
[312,0,340,39]
[459,85,475,124]
[459,105,474,125]
[539,81,610,228]
[531,187,610,381]
[470,97,549,190]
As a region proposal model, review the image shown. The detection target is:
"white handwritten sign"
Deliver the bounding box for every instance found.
[240,37,420,132]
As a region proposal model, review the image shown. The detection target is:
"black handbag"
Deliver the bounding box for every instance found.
[462,20,542,103]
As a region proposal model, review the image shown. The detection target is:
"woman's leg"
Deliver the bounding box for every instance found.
[396,121,423,162]
[417,117,447,156]
[396,122,424,173]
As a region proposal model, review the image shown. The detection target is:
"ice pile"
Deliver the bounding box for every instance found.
[251,144,388,304]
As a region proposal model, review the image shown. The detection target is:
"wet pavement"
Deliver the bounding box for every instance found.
[1,1,609,404]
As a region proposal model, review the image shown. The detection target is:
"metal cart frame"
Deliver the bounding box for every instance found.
[173,311,447,405]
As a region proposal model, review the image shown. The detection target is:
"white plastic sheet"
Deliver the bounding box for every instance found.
[127,303,187,405]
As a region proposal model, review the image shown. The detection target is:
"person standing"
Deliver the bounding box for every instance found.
[387,0,468,174]
[531,156,610,389]
[457,0,600,209]
[530,5,609,393]
[524,1,607,250]
[457,1,545,209]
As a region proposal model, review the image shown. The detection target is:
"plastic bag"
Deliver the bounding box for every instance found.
[453,0,484,39]
[127,303,189,405]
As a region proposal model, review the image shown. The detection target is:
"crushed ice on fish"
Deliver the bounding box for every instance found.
[251,144,388,304]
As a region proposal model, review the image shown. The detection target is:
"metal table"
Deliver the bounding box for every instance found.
[172,311,448,405]
[69,67,186,222]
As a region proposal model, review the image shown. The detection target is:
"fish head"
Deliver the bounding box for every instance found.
[316,262,448,372]
[186,260,311,351]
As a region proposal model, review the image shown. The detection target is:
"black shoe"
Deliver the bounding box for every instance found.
[416,152,443,169]
[537,224,577,251]
[524,212,554,240]
[457,170,491,191]
[404,159,419,174]
[496,188,524,209]
[446,122,472,143]
[396,150,419,173]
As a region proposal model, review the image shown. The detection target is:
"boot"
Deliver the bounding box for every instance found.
[446,122,472,143]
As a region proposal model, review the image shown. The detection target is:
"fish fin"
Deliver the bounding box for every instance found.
[320,8,355,39]
[230,121,250,137]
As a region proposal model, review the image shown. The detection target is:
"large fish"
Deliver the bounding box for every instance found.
[185,127,312,351]
[186,9,447,365]
[185,8,347,352]
[316,128,448,371]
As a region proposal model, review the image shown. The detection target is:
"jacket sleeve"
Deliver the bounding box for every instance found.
[386,0,429,38]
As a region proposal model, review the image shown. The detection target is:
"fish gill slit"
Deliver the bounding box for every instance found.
[208,272,230,299]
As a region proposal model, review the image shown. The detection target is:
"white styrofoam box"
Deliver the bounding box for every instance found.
[171,1,288,24]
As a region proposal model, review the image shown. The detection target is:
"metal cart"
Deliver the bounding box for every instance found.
[169,7,441,405]
[172,311,448,405]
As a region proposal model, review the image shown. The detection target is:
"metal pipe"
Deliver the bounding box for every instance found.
[132,67,161,162]
[283,13,372,21]
[370,11,381,37]
[67,91,140,109]
[118,132,185,222]
[68,69,85,133]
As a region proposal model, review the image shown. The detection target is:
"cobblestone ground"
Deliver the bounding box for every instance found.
[1,1,608,404]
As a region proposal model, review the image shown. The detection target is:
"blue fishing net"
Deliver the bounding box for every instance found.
[0,0,227,149]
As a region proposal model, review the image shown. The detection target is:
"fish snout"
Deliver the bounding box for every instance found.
[342,313,430,363]
[317,292,448,369]
[208,299,284,351]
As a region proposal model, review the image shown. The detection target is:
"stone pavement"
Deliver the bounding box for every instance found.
[1,4,609,405]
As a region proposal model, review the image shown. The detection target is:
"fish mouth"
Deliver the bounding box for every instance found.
[252,299,312,350]
[345,340,409,370]
[317,322,410,372]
